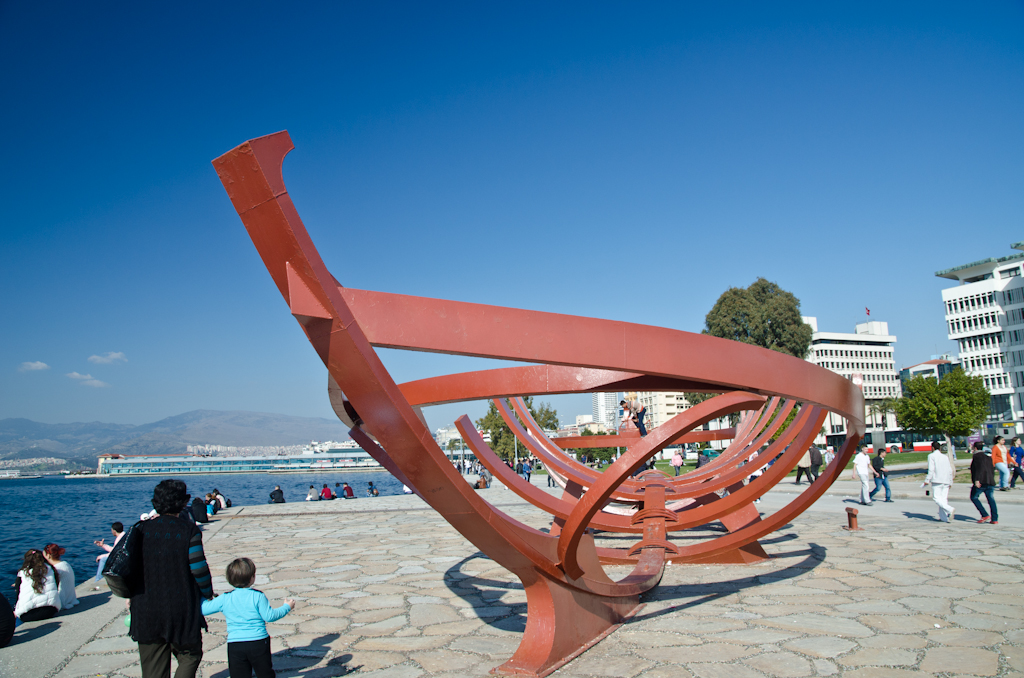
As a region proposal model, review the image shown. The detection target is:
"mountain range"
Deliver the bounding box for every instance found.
[0,410,352,467]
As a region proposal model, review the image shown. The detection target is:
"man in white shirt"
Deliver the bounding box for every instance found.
[925,440,956,522]
[851,447,876,505]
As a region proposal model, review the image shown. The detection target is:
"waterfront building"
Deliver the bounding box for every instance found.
[591,392,620,428]
[936,241,1024,436]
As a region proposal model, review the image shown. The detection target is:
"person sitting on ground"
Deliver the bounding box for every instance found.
[366,482,379,497]
[43,544,78,610]
[305,485,319,502]
[94,521,125,582]
[205,493,219,515]
[0,593,14,648]
[341,482,355,499]
[213,489,229,509]
[191,495,209,524]
[201,558,294,678]
[268,486,285,504]
[14,549,61,623]
[320,484,334,500]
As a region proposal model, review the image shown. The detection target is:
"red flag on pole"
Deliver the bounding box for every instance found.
[865,307,870,316]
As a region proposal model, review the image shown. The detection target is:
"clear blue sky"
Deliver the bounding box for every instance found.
[2,2,1022,432]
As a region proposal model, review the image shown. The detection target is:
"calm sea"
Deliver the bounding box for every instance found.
[0,471,404,607]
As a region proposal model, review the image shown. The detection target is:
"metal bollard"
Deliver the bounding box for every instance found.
[843,507,862,531]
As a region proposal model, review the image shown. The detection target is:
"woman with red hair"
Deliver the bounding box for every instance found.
[43,543,79,610]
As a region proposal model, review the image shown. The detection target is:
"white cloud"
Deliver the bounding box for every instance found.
[88,352,127,364]
[18,361,50,372]
[66,372,110,388]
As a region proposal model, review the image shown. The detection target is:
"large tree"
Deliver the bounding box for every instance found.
[893,369,989,458]
[475,396,558,462]
[703,278,813,358]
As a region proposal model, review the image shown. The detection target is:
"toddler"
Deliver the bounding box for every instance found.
[202,558,295,678]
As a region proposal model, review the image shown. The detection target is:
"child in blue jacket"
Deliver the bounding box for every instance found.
[202,558,294,678]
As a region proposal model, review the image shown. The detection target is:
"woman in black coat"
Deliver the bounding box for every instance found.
[130,479,214,678]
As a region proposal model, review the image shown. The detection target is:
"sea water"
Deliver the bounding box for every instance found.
[0,471,404,607]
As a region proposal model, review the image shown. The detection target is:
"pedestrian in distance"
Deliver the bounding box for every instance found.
[970,441,998,524]
[670,450,684,476]
[794,450,813,485]
[869,448,893,503]
[992,436,1011,490]
[807,444,822,482]
[925,441,956,522]
[202,557,294,678]
[1009,437,1024,489]
[852,447,876,506]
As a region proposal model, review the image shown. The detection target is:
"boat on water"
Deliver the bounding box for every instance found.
[0,470,41,480]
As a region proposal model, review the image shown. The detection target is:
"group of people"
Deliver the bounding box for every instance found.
[2,542,81,646]
[304,481,374,500]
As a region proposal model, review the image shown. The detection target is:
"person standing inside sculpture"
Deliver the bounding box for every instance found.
[925,441,955,522]
[130,479,214,678]
[969,441,998,524]
[620,399,648,437]
[852,447,876,506]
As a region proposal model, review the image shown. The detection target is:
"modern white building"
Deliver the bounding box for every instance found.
[591,392,620,428]
[936,241,1024,435]
[803,316,901,447]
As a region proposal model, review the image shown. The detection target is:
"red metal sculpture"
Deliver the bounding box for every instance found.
[214,131,865,677]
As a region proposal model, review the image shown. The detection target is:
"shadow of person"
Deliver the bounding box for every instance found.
[210,634,355,678]
[902,511,942,522]
[7,620,61,647]
[61,589,112,615]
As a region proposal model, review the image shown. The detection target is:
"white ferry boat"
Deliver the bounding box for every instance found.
[0,470,41,479]
[96,449,380,476]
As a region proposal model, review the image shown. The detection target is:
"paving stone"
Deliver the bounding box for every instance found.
[408,603,462,626]
[919,647,999,675]
[449,636,520,656]
[636,643,756,664]
[1003,645,1024,672]
[409,650,480,673]
[742,651,812,677]
[858,614,942,633]
[708,629,798,645]
[759,613,874,637]
[687,664,767,678]
[782,637,857,658]
[78,634,138,653]
[53,653,137,677]
[636,667,693,678]
[811,659,837,676]
[564,653,653,677]
[926,628,1004,646]
[858,634,928,649]
[839,648,918,667]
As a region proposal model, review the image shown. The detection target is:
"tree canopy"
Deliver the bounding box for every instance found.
[703,278,813,358]
[475,396,558,461]
[893,369,989,441]
[574,428,618,463]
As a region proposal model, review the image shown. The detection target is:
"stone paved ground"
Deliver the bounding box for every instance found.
[5,479,1024,678]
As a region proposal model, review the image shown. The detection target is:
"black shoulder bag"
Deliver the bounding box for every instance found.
[102,521,143,598]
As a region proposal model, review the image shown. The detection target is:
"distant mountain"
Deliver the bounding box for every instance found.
[0,410,351,465]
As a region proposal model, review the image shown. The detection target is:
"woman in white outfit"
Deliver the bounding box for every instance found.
[925,441,956,522]
[43,543,78,610]
[852,448,875,505]
[14,549,61,623]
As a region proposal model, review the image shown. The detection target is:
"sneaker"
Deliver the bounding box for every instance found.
[991,520,999,524]
[884,499,894,503]
[977,516,991,523]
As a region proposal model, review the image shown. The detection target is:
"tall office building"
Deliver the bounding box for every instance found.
[591,392,620,428]
[936,241,1024,436]
[803,316,901,447]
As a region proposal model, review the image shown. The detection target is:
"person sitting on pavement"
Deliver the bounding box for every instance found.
[320,484,334,500]
[970,441,998,524]
[94,522,125,582]
[0,594,14,648]
[268,486,285,503]
[305,485,319,502]
[366,482,379,497]
[42,544,78,610]
[13,549,61,624]
[341,482,355,499]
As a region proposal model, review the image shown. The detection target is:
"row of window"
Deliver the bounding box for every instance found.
[813,347,890,359]
[948,312,1001,336]
[1004,287,1024,306]
[1008,307,1024,326]
[945,291,997,316]
[819,361,895,373]
[960,332,1001,353]
[966,354,1005,371]
[1000,266,1021,279]
[864,385,898,397]
[985,374,1009,390]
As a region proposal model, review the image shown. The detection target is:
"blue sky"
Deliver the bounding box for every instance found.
[2,2,1022,432]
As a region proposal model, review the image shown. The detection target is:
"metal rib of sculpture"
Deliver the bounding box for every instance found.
[213,131,865,678]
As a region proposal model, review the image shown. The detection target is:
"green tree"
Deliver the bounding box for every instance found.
[703,278,813,358]
[475,396,559,462]
[893,369,989,457]
[575,428,618,463]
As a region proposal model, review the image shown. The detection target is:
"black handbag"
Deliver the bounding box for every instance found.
[102,521,143,598]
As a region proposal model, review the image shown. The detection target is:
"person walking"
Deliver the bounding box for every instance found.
[670,450,684,476]
[992,436,1010,490]
[925,441,956,522]
[794,450,813,485]
[130,479,214,678]
[969,441,998,524]
[868,448,893,503]
[1009,438,1024,488]
[852,447,876,506]
[807,444,822,482]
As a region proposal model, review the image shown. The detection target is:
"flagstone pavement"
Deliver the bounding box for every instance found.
[5,479,1024,678]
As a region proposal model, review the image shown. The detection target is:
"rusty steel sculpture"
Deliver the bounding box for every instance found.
[214,131,865,678]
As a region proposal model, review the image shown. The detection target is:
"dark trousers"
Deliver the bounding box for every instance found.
[869,476,891,501]
[547,474,554,487]
[1011,466,1024,488]
[138,640,203,678]
[228,637,276,678]
[970,484,998,522]
[19,605,58,622]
